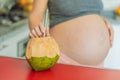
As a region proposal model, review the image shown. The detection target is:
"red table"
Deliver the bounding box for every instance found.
[0,56,120,80]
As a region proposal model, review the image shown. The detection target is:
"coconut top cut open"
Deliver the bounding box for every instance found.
[26,37,60,59]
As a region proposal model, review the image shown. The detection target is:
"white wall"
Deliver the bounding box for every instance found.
[102,0,120,70]
[102,0,120,10]
[104,25,120,70]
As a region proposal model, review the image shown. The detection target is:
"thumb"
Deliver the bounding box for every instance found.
[39,22,45,33]
[45,27,50,36]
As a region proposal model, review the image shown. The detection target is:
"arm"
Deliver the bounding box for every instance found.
[101,17,114,47]
[28,0,49,38]
[29,0,48,30]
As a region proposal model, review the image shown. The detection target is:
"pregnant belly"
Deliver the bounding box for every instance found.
[50,14,111,66]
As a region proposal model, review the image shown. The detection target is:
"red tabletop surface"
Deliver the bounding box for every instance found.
[0,56,120,80]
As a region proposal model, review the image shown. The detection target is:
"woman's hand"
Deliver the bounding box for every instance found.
[28,0,49,38]
[29,22,50,38]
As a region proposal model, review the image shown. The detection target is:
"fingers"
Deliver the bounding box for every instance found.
[29,33,34,38]
[29,23,50,38]
[29,26,42,38]
[34,26,42,37]
[108,24,114,47]
[103,18,114,47]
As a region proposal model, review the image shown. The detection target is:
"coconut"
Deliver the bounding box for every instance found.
[25,37,60,71]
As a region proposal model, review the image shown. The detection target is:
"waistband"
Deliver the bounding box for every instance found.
[49,11,101,28]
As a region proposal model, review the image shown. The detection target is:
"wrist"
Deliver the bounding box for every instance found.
[28,13,43,30]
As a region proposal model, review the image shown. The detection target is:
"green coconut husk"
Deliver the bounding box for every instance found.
[26,55,59,71]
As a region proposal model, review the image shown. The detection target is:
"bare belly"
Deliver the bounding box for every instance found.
[50,14,111,66]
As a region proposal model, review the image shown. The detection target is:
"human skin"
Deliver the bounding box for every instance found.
[29,0,114,67]
[50,14,114,66]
